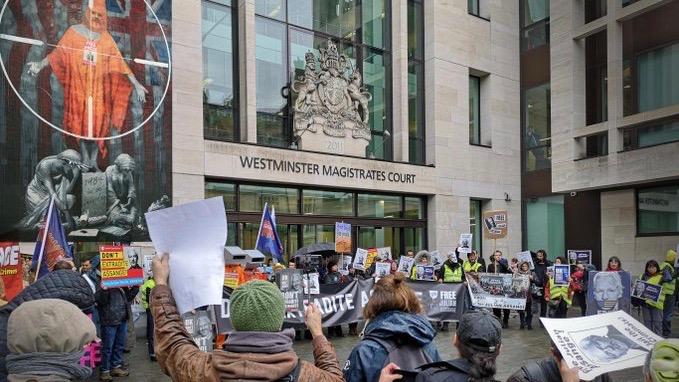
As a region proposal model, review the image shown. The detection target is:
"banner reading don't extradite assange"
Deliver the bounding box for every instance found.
[213,279,466,333]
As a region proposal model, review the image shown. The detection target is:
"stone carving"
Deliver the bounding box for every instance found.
[292,39,372,148]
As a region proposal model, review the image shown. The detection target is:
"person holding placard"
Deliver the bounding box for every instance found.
[545,257,572,319]
[515,261,536,330]
[639,260,671,336]
[463,250,483,274]
[606,256,623,272]
[660,250,678,337]
[435,251,464,331]
[487,251,511,328]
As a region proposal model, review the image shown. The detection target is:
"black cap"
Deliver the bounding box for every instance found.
[457,311,502,353]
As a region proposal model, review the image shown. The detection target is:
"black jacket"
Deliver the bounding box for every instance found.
[507,357,611,382]
[0,270,95,381]
[486,258,510,274]
[96,286,139,326]
[533,260,552,287]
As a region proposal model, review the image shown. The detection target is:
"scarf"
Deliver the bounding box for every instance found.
[6,352,91,380]
[222,328,295,354]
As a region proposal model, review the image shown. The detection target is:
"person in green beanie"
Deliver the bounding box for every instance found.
[661,250,678,337]
[150,254,344,382]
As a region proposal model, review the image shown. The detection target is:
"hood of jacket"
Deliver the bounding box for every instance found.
[212,329,298,381]
[364,310,437,346]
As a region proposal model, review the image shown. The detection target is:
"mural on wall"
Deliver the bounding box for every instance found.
[0,0,171,241]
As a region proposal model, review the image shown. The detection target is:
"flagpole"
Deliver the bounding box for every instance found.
[34,195,56,282]
[254,202,268,250]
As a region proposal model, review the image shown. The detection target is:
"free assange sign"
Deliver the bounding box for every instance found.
[240,155,417,184]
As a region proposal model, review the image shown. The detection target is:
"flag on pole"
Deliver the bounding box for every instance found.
[255,203,284,262]
[32,196,72,280]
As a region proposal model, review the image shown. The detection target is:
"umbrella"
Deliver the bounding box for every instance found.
[294,242,337,258]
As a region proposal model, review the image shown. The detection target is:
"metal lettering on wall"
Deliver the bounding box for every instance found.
[0,0,172,241]
[292,39,372,157]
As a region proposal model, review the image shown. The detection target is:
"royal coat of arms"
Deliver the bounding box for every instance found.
[292,39,372,154]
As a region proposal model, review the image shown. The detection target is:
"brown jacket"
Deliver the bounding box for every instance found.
[151,285,345,382]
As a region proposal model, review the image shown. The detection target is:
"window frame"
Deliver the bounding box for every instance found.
[468,0,490,21]
[469,75,483,146]
[407,0,426,164]
[635,185,679,237]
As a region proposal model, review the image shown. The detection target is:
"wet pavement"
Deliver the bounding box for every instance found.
[93,309,678,381]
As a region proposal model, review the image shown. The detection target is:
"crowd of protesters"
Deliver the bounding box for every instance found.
[0,244,676,382]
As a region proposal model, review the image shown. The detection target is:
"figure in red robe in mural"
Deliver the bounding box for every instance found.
[27,0,147,171]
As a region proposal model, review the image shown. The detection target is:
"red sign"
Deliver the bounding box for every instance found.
[0,242,24,301]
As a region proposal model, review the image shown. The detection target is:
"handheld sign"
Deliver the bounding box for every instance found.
[100,245,143,288]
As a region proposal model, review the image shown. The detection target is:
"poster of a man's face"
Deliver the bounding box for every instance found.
[578,326,645,364]
[593,272,623,312]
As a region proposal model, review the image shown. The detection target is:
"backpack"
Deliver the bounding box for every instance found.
[363,334,434,372]
[414,359,501,382]
[277,359,301,382]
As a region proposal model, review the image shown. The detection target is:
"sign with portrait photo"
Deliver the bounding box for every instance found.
[397,256,415,275]
[376,247,392,261]
[554,264,570,286]
[632,279,662,303]
[458,233,473,255]
[568,250,592,265]
[334,222,351,254]
[541,311,662,381]
[587,271,631,316]
[516,251,534,270]
[414,265,436,282]
[482,210,508,239]
[353,248,368,271]
[100,245,143,288]
[466,273,529,310]
[340,255,352,275]
[374,261,391,278]
[276,269,304,312]
[430,250,444,270]
[302,272,320,295]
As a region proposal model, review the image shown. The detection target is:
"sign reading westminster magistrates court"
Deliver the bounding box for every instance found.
[240,156,417,184]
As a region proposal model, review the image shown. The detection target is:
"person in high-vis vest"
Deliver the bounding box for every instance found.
[661,250,678,337]
[463,250,483,274]
[640,260,672,336]
[544,257,572,318]
[435,251,464,331]
[140,276,156,361]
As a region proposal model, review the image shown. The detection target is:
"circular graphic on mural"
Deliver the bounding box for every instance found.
[0,0,171,142]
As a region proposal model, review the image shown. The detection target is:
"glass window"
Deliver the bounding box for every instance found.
[470,199,482,255]
[585,132,608,158]
[404,197,424,219]
[408,1,425,164]
[586,30,608,125]
[364,48,391,160]
[302,224,335,247]
[362,0,388,49]
[408,0,424,60]
[358,194,401,218]
[623,118,679,150]
[522,0,549,26]
[205,182,237,211]
[302,189,353,216]
[288,0,357,40]
[227,222,237,246]
[203,1,237,141]
[255,0,286,21]
[526,196,565,261]
[638,186,679,235]
[358,226,398,254]
[637,43,679,113]
[404,227,425,253]
[468,0,479,16]
[585,0,607,23]
[256,17,289,147]
[469,76,481,145]
[520,0,549,51]
[523,83,551,171]
[239,184,299,213]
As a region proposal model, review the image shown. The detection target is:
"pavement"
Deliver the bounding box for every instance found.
[90,309,679,381]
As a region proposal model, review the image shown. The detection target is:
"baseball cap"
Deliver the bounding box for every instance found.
[457,311,502,353]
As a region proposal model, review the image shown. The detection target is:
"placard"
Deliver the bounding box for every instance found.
[376,247,392,261]
[568,250,592,265]
[458,233,473,255]
[182,310,214,352]
[276,269,304,312]
[365,248,379,269]
[302,272,320,295]
[340,255,352,275]
[466,272,529,310]
[335,222,352,254]
[587,271,631,315]
[353,248,368,271]
[632,279,661,303]
[100,245,143,288]
[430,250,444,270]
[414,265,436,281]
[397,256,415,275]
[374,262,391,278]
[0,242,24,301]
[554,264,570,286]
[516,251,534,270]
[482,210,508,239]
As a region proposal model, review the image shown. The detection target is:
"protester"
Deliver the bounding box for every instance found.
[487,250,511,328]
[323,259,344,338]
[545,256,572,319]
[141,275,156,361]
[533,249,552,320]
[639,260,671,336]
[510,257,519,273]
[54,260,76,271]
[151,255,344,382]
[406,250,415,258]
[606,256,623,272]
[288,259,297,269]
[410,250,432,280]
[96,285,139,381]
[660,250,677,337]
[516,261,535,330]
[464,250,484,273]
[5,299,97,381]
[344,273,440,382]
[379,311,502,382]
[570,263,587,316]
[436,251,464,331]
[80,258,92,274]
[642,339,679,382]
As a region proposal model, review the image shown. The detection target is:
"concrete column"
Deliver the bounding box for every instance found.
[391,0,409,162]
[239,0,257,143]
[607,0,623,152]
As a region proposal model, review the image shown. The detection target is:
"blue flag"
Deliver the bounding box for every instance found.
[32,197,72,279]
[256,204,284,262]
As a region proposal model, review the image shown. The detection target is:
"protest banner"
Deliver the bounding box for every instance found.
[397,256,415,275]
[100,245,143,289]
[303,272,320,295]
[414,265,436,281]
[568,250,592,265]
[587,271,631,315]
[466,272,529,310]
[182,310,214,352]
[353,248,368,270]
[374,261,391,278]
[430,250,443,270]
[141,247,155,279]
[541,311,662,381]
[365,248,379,269]
[554,264,570,286]
[340,255,352,275]
[0,242,24,301]
[482,210,508,239]
[458,234,473,255]
[335,222,351,254]
[516,251,534,270]
[214,279,466,333]
[276,269,304,312]
[632,279,661,303]
[377,247,392,261]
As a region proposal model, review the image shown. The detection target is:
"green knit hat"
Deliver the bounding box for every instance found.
[230,280,285,332]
